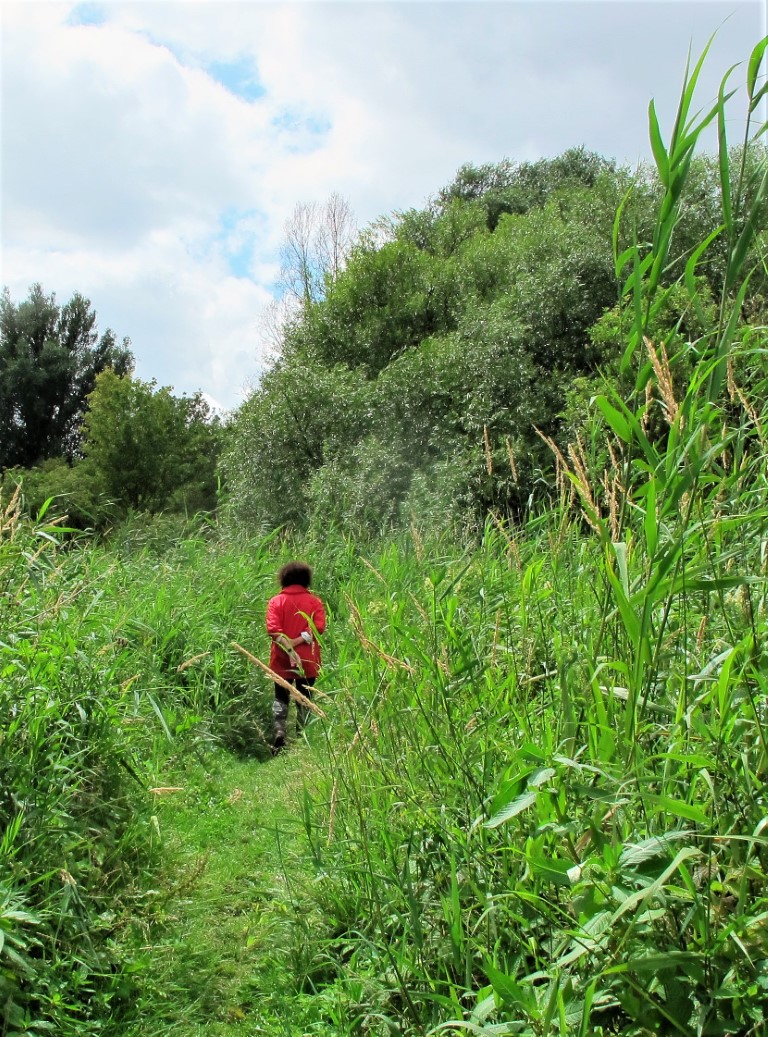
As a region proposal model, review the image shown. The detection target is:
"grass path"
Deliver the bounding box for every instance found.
[124,742,325,1037]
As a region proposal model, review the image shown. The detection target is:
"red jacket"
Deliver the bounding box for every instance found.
[266,585,326,680]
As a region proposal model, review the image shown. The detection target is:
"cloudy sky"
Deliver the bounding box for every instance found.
[2,1,765,411]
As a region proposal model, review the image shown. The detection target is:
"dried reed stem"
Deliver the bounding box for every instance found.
[231,641,325,716]
[346,597,416,673]
[489,510,522,572]
[177,652,211,672]
[645,336,680,427]
[505,437,519,483]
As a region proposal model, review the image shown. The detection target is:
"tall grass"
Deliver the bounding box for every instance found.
[1,33,765,1037]
[0,504,294,1034]
[286,37,768,1037]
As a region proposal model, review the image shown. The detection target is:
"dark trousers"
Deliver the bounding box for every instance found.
[273,677,315,737]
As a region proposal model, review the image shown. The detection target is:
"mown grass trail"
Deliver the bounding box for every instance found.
[124,743,324,1037]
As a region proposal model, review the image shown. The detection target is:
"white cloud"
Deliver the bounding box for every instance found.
[2,0,765,409]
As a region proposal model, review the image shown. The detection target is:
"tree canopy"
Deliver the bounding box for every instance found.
[82,371,221,514]
[223,147,767,533]
[0,284,133,470]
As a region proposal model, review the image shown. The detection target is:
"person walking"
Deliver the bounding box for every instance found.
[266,560,326,753]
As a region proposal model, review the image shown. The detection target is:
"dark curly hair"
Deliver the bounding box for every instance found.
[278,560,313,588]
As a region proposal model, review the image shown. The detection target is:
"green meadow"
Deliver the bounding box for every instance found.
[2,37,768,1037]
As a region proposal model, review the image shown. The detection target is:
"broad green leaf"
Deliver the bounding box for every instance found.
[612,542,630,600]
[470,993,498,1025]
[643,795,709,824]
[557,911,612,967]
[648,100,669,184]
[529,855,573,887]
[529,767,556,788]
[35,496,55,521]
[610,846,702,925]
[747,35,768,102]
[595,396,632,444]
[482,960,539,1013]
[146,693,173,742]
[669,574,755,595]
[485,790,538,828]
[619,830,692,867]
[618,950,705,980]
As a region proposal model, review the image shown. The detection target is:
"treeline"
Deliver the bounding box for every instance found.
[222,145,767,532]
[2,147,766,534]
[0,286,221,527]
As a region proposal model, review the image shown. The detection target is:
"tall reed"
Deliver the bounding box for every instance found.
[290,36,768,1037]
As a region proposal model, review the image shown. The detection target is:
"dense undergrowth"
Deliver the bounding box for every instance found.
[2,33,768,1037]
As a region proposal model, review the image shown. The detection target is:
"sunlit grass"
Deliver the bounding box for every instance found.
[1,33,766,1037]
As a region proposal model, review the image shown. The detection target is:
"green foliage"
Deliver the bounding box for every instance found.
[189,34,768,1037]
[227,164,627,531]
[225,97,767,538]
[0,498,289,1034]
[289,314,768,1034]
[0,457,119,530]
[0,500,146,1034]
[82,370,221,516]
[2,31,767,1037]
[436,146,619,230]
[220,359,373,529]
[295,237,456,376]
[0,284,133,470]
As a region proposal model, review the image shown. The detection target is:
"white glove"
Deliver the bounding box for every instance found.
[300,630,312,644]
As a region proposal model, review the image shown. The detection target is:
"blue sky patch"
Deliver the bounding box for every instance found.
[206,57,265,102]
[272,110,332,136]
[209,208,266,280]
[66,4,106,27]
[271,109,332,153]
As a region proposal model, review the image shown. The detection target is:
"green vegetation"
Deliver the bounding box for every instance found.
[1,287,221,528]
[0,284,133,470]
[221,140,766,533]
[2,33,768,1037]
[1,370,222,529]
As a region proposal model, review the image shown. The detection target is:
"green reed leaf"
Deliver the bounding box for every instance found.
[642,477,658,558]
[670,34,715,155]
[605,558,640,645]
[482,959,539,1014]
[726,165,768,290]
[648,100,669,184]
[612,542,630,600]
[717,69,738,233]
[685,226,723,322]
[611,846,702,925]
[595,396,632,444]
[619,830,692,867]
[617,950,705,980]
[613,187,635,275]
[557,911,612,967]
[529,855,573,887]
[485,790,538,828]
[641,795,709,824]
[747,35,768,103]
